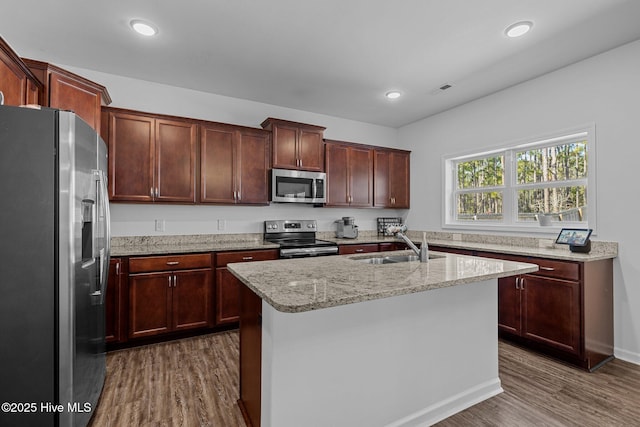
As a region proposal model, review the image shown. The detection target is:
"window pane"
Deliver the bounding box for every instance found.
[517,186,587,222]
[456,192,503,221]
[457,156,504,189]
[516,141,587,184]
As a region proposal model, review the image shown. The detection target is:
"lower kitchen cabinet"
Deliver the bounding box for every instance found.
[106,258,125,343]
[238,283,262,427]
[215,249,278,325]
[433,245,613,370]
[128,254,213,339]
[338,243,380,255]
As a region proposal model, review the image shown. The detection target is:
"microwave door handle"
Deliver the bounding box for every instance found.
[312,179,317,200]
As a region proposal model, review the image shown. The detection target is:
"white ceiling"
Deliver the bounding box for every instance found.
[2,0,640,128]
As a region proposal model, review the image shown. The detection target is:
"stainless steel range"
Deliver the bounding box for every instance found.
[264,220,339,258]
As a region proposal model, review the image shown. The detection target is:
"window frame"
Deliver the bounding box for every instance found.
[442,124,596,234]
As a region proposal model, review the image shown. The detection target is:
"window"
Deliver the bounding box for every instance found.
[443,126,595,232]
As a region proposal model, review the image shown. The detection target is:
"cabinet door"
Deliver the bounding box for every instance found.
[338,244,379,255]
[216,268,241,324]
[0,57,27,106]
[298,129,324,171]
[325,143,350,206]
[155,119,197,203]
[172,269,213,331]
[374,150,410,208]
[389,151,410,208]
[129,272,172,338]
[200,125,236,203]
[348,146,373,207]
[106,258,122,343]
[522,275,581,356]
[237,129,270,204]
[498,276,522,335]
[108,112,155,201]
[373,150,391,207]
[48,72,102,131]
[272,124,298,169]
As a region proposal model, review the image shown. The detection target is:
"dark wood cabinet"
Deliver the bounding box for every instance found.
[238,283,263,427]
[378,242,411,252]
[325,140,373,207]
[433,245,613,370]
[261,118,325,171]
[22,58,110,132]
[0,36,42,106]
[338,243,380,255]
[200,123,270,205]
[128,254,213,339]
[106,258,125,343]
[102,108,197,203]
[374,149,410,208]
[214,249,278,325]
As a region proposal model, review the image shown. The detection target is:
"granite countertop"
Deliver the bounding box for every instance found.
[111,231,617,261]
[322,232,617,262]
[110,234,278,256]
[227,250,538,313]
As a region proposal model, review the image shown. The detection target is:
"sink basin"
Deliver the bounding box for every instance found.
[358,255,421,264]
[357,253,445,264]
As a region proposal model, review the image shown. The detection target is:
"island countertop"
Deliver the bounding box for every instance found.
[227,250,538,313]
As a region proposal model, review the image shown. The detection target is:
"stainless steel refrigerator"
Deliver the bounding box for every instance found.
[0,105,110,427]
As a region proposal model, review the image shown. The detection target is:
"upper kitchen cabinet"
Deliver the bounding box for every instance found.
[374,148,411,209]
[261,117,325,171]
[200,123,270,205]
[0,37,42,106]
[22,58,111,132]
[102,107,197,203]
[325,140,373,207]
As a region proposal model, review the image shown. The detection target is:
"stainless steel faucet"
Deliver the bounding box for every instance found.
[386,225,429,262]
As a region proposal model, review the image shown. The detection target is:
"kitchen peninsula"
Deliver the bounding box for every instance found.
[228,251,538,427]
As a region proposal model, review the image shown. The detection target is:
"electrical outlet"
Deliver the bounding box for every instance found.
[218,219,226,231]
[155,219,165,232]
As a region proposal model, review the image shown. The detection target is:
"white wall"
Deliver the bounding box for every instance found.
[62,66,403,236]
[399,39,640,363]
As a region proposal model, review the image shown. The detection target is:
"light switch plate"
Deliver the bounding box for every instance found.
[155,219,165,232]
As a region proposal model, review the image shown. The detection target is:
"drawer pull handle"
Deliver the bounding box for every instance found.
[539,266,555,271]
[166,261,180,265]
[242,256,254,261]
[355,249,364,253]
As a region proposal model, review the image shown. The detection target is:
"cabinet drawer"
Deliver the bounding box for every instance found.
[338,243,379,255]
[216,249,279,267]
[129,253,212,273]
[530,258,580,281]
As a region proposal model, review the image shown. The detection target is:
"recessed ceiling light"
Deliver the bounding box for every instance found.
[385,91,402,99]
[130,19,158,36]
[505,21,532,38]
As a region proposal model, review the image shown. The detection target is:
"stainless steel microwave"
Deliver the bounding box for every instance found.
[271,168,326,204]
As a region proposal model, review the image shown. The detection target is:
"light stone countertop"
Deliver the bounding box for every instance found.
[111,230,617,261]
[322,231,618,262]
[227,250,538,313]
[110,233,278,256]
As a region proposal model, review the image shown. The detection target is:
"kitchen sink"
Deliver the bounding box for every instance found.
[357,254,442,264]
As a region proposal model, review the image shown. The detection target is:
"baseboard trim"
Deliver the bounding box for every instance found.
[386,378,503,427]
[615,347,640,365]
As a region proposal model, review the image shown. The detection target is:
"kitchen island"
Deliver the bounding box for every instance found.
[228,251,538,427]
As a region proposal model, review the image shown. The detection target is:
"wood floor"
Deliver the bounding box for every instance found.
[90,331,640,427]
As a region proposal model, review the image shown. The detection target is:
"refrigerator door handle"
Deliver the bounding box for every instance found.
[95,169,111,305]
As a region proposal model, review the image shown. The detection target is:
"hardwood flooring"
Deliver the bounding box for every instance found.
[90,331,246,427]
[90,331,640,427]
